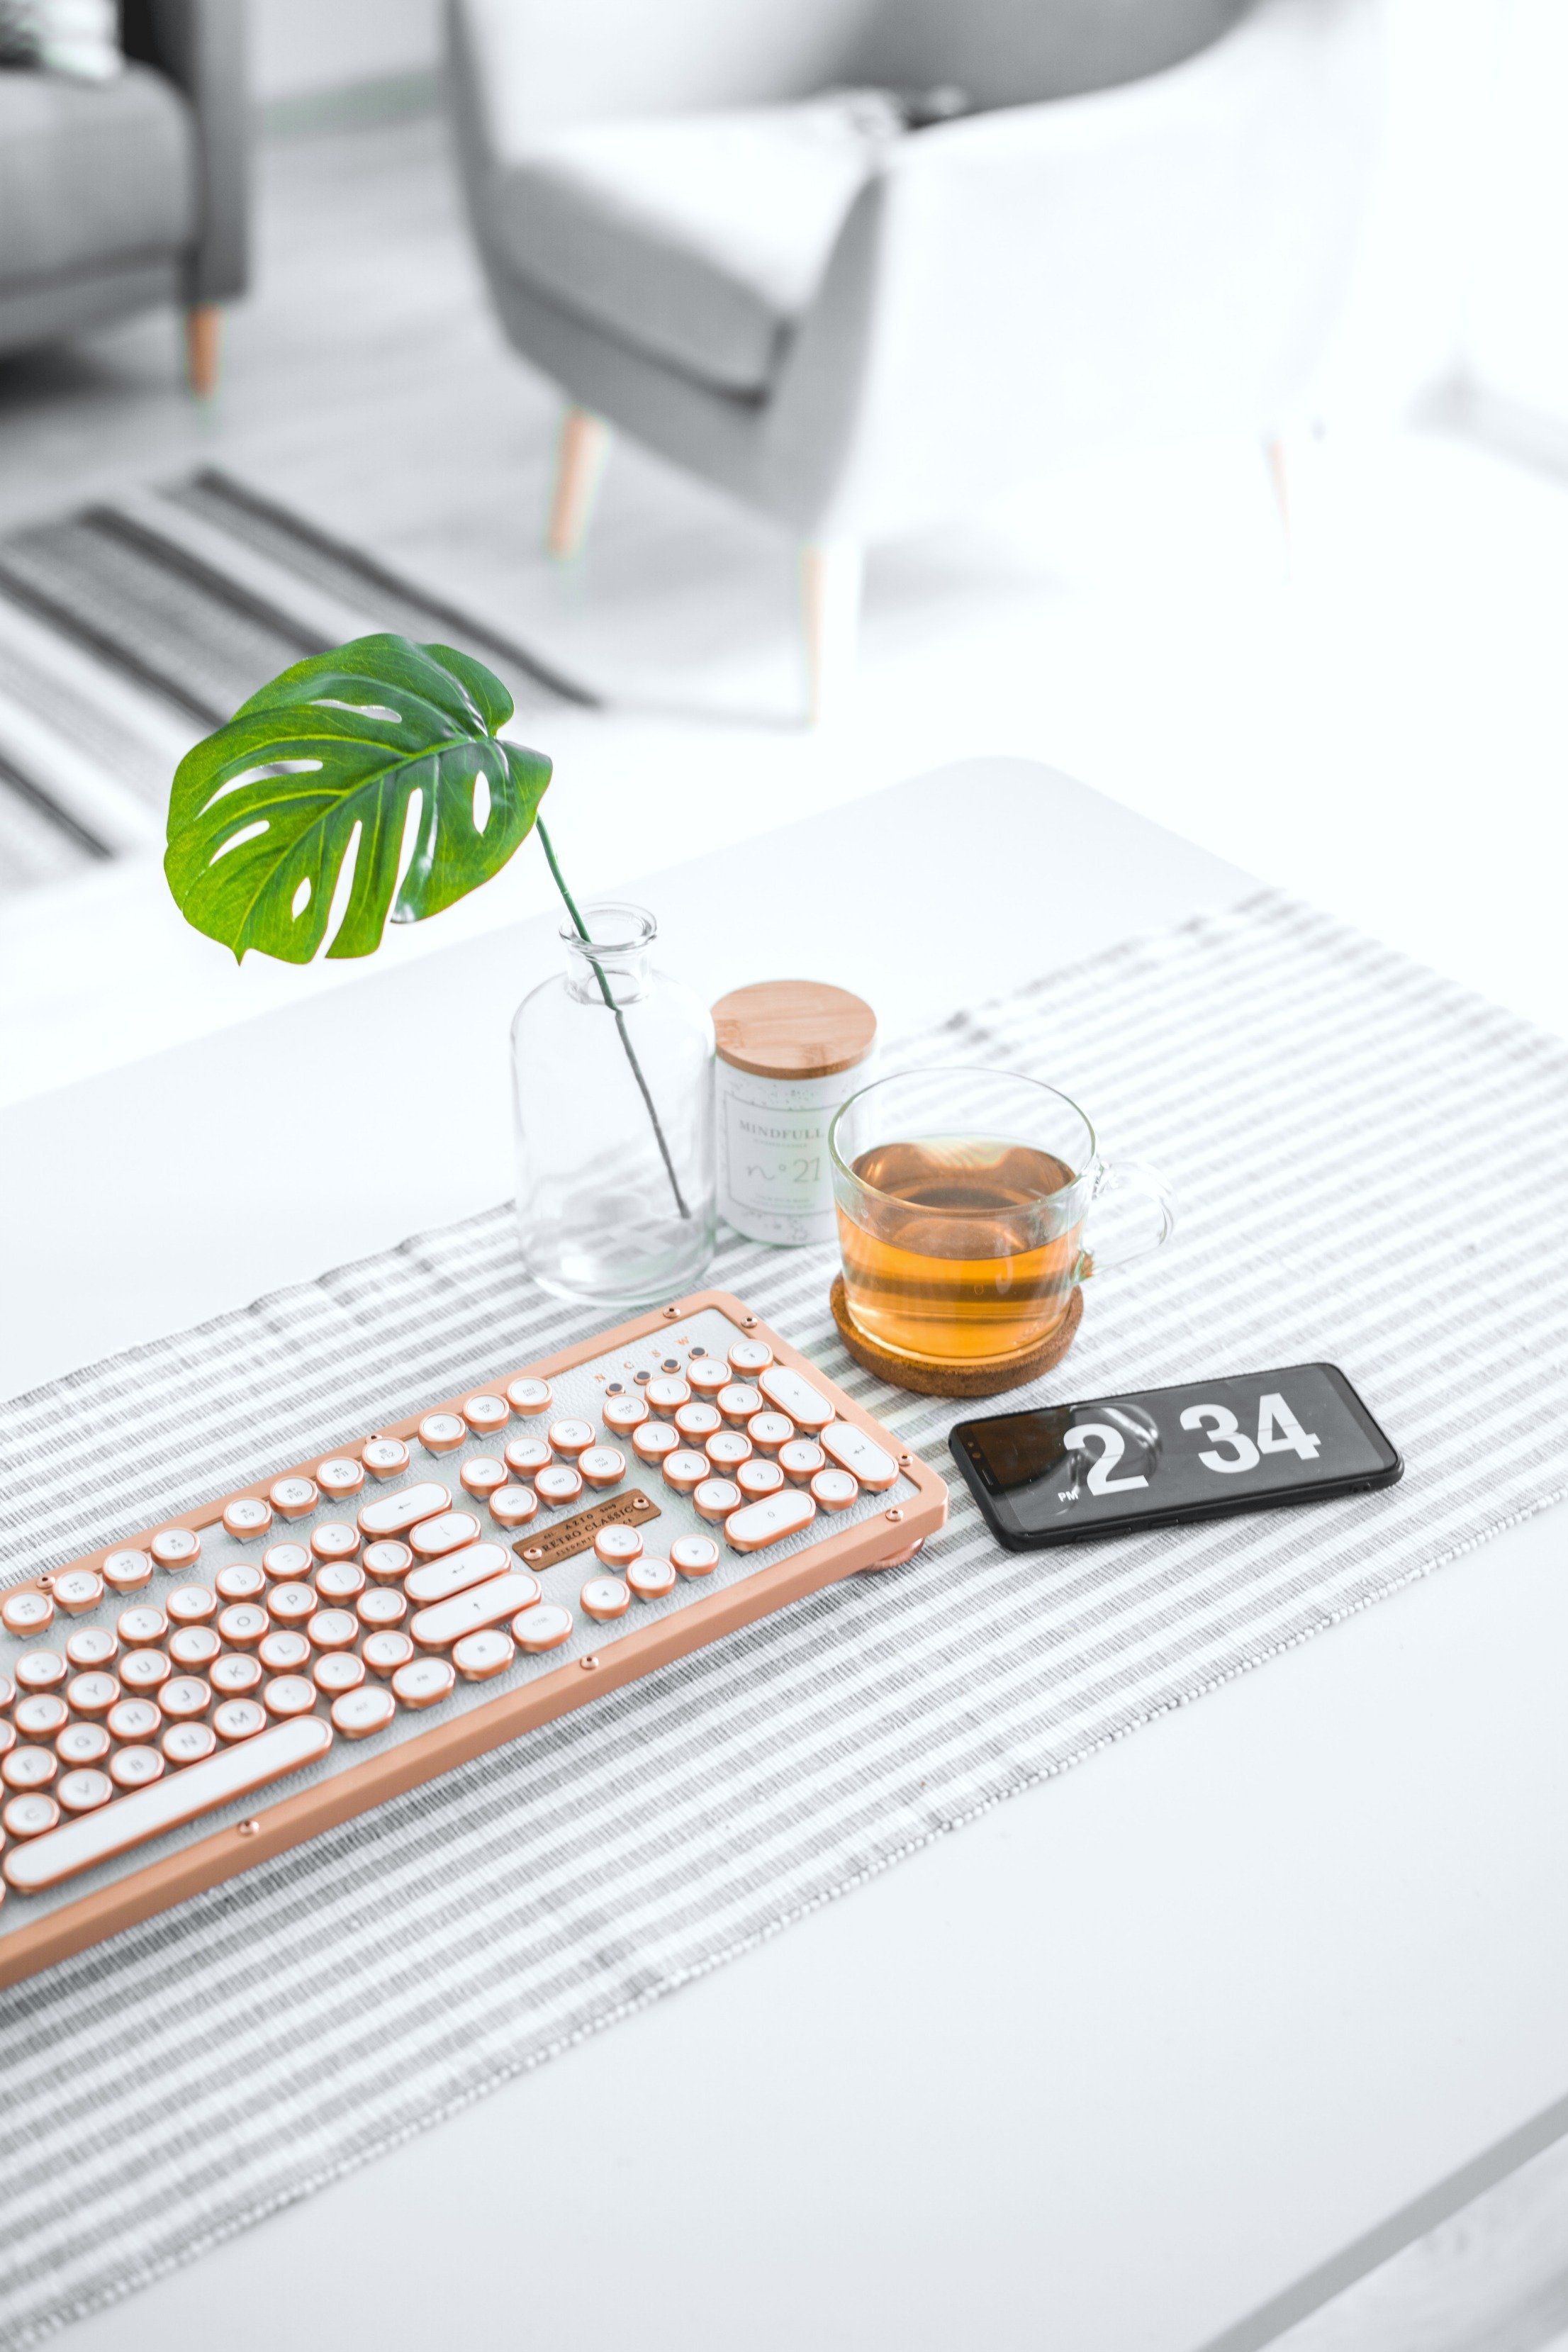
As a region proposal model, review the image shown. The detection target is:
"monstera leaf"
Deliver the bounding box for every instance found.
[164,635,551,962]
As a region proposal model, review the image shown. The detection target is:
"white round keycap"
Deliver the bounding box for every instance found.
[167,1584,217,1625]
[547,1419,596,1458]
[223,1496,272,1539]
[315,1561,366,1603]
[15,1650,66,1692]
[358,1588,407,1628]
[593,1523,644,1567]
[316,1457,365,1499]
[362,1631,415,1676]
[505,1435,553,1477]
[3,1748,57,1791]
[662,1450,711,1494]
[57,1768,112,1814]
[313,1652,364,1696]
[535,1465,583,1506]
[778,1439,827,1484]
[163,1722,217,1765]
[268,1478,318,1520]
[150,1526,201,1567]
[170,1626,220,1669]
[264,1676,318,1718]
[644,1376,690,1412]
[215,1564,266,1602]
[213,1699,267,1743]
[716,1384,763,1424]
[107,1698,161,1742]
[462,1394,510,1434]
[626,1555,677,1600]
[3,1793,60,1838]
[332,1686,397,1738]
[675,1401,723,1441]
[211,1654,262,1696]
[687,1354,732,1394]
[101,1549,152,1592]
[513,1604,572,1652]
[267,1583,316,1626]
[110,1745,164,1789]
[408,1511,482,1559]
[362,1438,410,1479]
[259,1630,310,1674]
[578,1447,627,1490]
[162,1677,212,1721]
[746,1413,795,1454]
[810,1468,860,1512]
[65,1626,117,1669]
[57,1723,110,1766]
[603,1393,649,1433]
[737,1459,785,1499]
[490,1486,539,1530]
[2,1591,53,1635]
[311,1521,362,1562]
[392,1657,456,1709]
[66,1673,119,1718]
[362,1540,413,1581]
[52,1569,103,1615]
[461,1456,510,1499]
[505,1377,552,1416]
[15,1695,67,1738]
[418,1413,466,1454]
[727,1336,774,1374]
[262,1542,312,1581]
[581,1577,631,1622]
[693,1479,743,1524]
[670,1535,719,1578]
[705,1430,753,1470]
[453,1628,515,1681]
[306,1610,359,1652]
[117,1605,167,1646]
[632,1423,681,1462]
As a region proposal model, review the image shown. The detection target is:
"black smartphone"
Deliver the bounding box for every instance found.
[950,1362,1402,1550]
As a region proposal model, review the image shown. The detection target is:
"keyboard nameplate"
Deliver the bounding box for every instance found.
[514,1486,661,1572]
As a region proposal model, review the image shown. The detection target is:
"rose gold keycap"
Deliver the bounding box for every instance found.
[737,1459,785,1500]
[110,1745,164,1791]
[52,1569,103,1615]
[693,1479,742,1525]
[403,1543,515,1606]
[461,1455,509,1500]
[580,1577,630,1622]
[65,1674,119,1719]
[332,1686,396,1738]
[269,1477,319,1520]
[724,1489,817,1552]
[505,1377,552,1416]
[392,1657,455,1710]
[662,1449,711,1495]
[632,1423,680,1464]
[267,1582,316,1627]
[163,1722,218,1766]
[313,1651,365,1696]
[118,1604,167,1647]
[215,1563,266,1602]
[264,1675,318,1719]
[362,1437,410,1479]
[547,1419,596,1459]
[57,1722,110,1768]
[579,1447,627,1490]
[211,1653,263,1698]
[16,1694,68,1739]
[603,1392,649,1434]
[513,1603,572,1652]
[687,1353,732,1395]
[15,1650,66,1693]
[2,1591,52,1636]
[107,1698,161,1743]
[453,1629,515,1681]
[259,1630,310,1674]
[223,1496,272,1540]
[705,1430,753,1472]
[593,1523,644,1569]
[4,1747,57,1791]
[150,1526,201,1569]
[65,1625,117,1669]
[362,1630,415,1678]
[102,1549,153,1594]
[674,1401,723,1443]
[120,1649,171,1693]
[462,1394,510,1436]
[357,1482,451,1538]
[820,1422,900,1490]
[408,1509,482,1559]
[716,1383,763,1426]
[757,1365,834,1431]
[161,1677,212,1722]
[535,1465,583,1508]
[316,1456,366,1501]
[262,1541,313,1581]
[57,1768,112,1815]
[418,1413,466,1455]
[4,1717,332,1894]
[310,1521,362,1563]
[218,1604,269,1648]
[167,1584,217,1626]
[306,1609,359,1653]
[810,1468,860,1512]
[779,1438,827,1485]
[362,1539,413,1581]
[626,1555,677,1600]
[728,1335,775,1375]
[490,1486,539,1531]
[358,1586,407,1630]
[314,1560,366,1605]
[4,1793,59,1839]
[644,1376,690,1413]
[410,1574,540,1649]
[170,1626,221,1669]
[671,1535,720,1579]
[505,1435,552,1478]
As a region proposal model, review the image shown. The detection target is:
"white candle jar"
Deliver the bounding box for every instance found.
[712,981,877,1246]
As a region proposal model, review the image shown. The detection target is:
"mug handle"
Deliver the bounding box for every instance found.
[1077,1158,1176,1280]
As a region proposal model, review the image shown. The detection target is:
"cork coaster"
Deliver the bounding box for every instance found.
[829,1279,1083,1399]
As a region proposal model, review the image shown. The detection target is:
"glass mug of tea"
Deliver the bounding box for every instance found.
[829,1068,1175,1377]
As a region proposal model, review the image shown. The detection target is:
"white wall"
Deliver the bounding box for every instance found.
[252,0,441,102]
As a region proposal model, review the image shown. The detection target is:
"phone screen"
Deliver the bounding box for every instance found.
[951,1363,1401,1548]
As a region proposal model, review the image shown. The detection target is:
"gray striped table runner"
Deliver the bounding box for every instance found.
[3,890,1566,2346]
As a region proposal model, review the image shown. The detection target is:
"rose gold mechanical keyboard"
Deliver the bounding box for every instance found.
[0,1292,946,1986]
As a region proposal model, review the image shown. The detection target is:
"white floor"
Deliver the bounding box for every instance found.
[1,112,1566,1109]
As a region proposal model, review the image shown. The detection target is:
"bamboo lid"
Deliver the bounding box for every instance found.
[712,980,877,1080]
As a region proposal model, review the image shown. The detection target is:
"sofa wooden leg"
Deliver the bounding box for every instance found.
[186,305,223,398]
[547,408,610,559]
[800,539,862,724]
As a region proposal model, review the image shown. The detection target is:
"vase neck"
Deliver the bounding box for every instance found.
[561,902,656,1006]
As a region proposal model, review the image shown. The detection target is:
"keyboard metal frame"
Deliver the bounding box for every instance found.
[0,1290,947,1988]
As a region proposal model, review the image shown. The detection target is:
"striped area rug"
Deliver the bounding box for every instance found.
[0,467,593,898]
[3,892,1567,2345]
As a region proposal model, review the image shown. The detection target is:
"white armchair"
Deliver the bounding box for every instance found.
[447,0,1383,713]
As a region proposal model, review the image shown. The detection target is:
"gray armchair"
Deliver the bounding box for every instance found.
[0,0,248,392]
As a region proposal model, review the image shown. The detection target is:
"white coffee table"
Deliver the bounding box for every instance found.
[6,760,1567,2352]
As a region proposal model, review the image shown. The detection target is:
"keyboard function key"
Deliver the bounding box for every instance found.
[626,1555,678,1600]
[357,1482,452,1539]
[223,1496,273,1540]
[65,1625,118,1669]
[3,1793,60,1839]
[264,1676,318,1720]
[778,1438,827,1485]
[453,1628,515,1681]
[670,1535,719,1579]
[490,1486,539,1530]
[693,1479,742,1525]
[211,1654,263,1698]
[535,1465,583,1508]
[408,1510,482,1559]
[2,1591,53,1637]
[392,1657,455,1710]
[65,1674,120,1719]
[314,1560,366,1604]
[310,1522,362,1562]
[580,1577,630,1622]
[603,1393,650,1434]
[262,1541,313,1581]
[578,1447,627,1490]
[632,1423,681,1464]
[505,1377,552,1416]
[757,1365,834,1431]
[404,1542,515,1606]
[593,1523,644,1568]
[547,1419,596,1459]
[313,1652,365,1696]
[410,1574,540,1650]
[57,1722,111,1768]
[215,1564,267,1602]
[418,1413,466,1455]
[150,1527,202,1569]
[724,1490,817,1552]
[218,1604,269,1647]
[513,1603,572,1652]
[15,1650,67,1693]
[3,1747,57,1792]
[332,1686,396,1738]
[15,1694,69,1739]
[362,1437,410,1480]
[727,1335,774,1375]
[57,1769,112,1815]
[460,1455,510,1499]
[810,1468,860,1512]
[163,1723,218,1766]
[316,1457,366,1501]
[504,1435,553,1479]
[362,1630,415,1678]
[170,1626,221,1669]
[107,1698,162,1744]
[102,1549,153,1594]
[162,1677,213,1723]
[736,1459,785,1500]
[110,1745,164,1791]
[362,1540,413,1581]
[258,1629,311,1675]
[269,1477,320,1520]
[51,1569,103,1615]
[462,1394,510,1435]
[167,1584,218,1626]
[820,1422,900,1491]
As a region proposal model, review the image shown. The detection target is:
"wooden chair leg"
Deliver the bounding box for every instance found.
[547,408,610,559]
[1264,436,1290,539]
[800,539,863,724]
[186,304,223,398]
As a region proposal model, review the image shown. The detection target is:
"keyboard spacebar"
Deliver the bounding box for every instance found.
[3,1716,334,1895]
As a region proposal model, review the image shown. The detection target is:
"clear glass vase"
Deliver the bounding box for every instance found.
[511,902,716,1305]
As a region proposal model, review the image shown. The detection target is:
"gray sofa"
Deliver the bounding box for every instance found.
[0,0,248,389]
